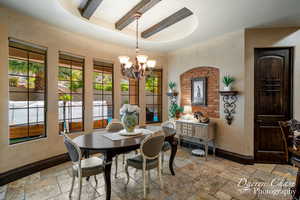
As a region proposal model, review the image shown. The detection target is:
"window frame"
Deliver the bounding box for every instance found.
[8,40,48,145]
[145,69,163,124]
[93,61,114,129]
[58,53,85,134]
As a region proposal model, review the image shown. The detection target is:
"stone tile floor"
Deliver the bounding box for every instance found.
[0,147,298,200]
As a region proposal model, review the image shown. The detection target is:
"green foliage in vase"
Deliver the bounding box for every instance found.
[169,103,184,118]
[168,81,176,90]
[222,75,235,86]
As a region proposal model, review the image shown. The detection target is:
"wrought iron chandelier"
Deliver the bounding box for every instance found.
[118,12,156,79]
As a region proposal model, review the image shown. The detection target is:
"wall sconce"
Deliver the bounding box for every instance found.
[219,91,238,125]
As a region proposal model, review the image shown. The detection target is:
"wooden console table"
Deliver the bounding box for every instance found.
[176,120,216,160]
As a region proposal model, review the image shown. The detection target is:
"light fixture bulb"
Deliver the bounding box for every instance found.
[124,61,133,69]
[147,60,156,68]
[136,55,148,64]
[119,56,130,64]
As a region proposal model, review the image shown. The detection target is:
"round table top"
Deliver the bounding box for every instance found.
[72,126,172,151]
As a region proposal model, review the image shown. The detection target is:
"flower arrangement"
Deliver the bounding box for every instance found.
[120,104,141,115]
[120,104,141,132]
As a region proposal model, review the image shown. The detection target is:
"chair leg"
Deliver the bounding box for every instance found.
[125,164,130,185]
[69,174,75,197]
[159,154,163,189]
[94,175,98,186]
[161,152,165,173]
[143,158,147,199]
[78,177,82,200]
[115,155,118,178]
[148,170,151,190]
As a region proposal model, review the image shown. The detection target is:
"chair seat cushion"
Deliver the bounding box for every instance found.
[127,155,158,170]
[162,141,171,152]
[73,157,104,177]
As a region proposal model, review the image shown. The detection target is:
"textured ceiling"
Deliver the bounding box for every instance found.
[1,0,300,52]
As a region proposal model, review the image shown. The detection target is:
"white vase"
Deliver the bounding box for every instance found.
[224,85,232,91]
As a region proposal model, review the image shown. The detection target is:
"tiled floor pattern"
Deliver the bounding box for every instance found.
[0,148,298,200]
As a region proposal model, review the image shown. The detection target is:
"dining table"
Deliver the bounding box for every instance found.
[72,126,178,200]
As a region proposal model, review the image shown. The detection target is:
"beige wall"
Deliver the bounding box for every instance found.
[167,27,300,158]
[244,27,300,156]
[0,7,168,173]
[167,30,249,156]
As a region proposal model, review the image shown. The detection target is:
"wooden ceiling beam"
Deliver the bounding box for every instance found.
[141,7,193,39]
[80,0,104,19]
[115,0,162,31]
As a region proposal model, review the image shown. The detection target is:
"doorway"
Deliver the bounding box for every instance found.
[254,48,293,163]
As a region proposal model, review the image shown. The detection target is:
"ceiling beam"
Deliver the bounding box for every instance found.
[80,0,104,19]
[115,0,162,31]
[141,7,193,39]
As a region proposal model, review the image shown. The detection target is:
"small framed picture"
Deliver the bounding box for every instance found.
[191,77,207,106]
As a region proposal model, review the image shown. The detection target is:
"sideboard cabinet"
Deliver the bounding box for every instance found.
[176,120,216,160]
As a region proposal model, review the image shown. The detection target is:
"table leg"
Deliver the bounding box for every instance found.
[292,168,300,199]
[168,137,178,176]
[104,152,113,200]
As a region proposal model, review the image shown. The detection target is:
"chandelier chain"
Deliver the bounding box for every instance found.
[136,15,139,52]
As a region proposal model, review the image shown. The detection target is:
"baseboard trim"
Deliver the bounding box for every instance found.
[180,139,254,165]
[0,140,254,186]
[0,153,70,186]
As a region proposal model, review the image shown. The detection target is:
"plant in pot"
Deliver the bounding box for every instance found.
[222,75,235,91]
[168,81,177,93]
[169,103,184,119]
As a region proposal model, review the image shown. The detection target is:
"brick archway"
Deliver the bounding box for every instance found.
[180,67,220,118]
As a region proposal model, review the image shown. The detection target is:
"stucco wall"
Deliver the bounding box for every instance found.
[244,27,300,156]
[0,7,168,173]
[167,30,248,156]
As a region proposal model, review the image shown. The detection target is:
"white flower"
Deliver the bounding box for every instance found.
[120,104,140,115]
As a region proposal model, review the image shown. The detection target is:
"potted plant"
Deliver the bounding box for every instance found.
[120,104,141,132]
[168,81,177,93]
[169,103,184,119]
[9,77,19,87]
[222,75,235,91]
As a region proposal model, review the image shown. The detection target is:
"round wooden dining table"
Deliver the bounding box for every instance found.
[72,126,178,200]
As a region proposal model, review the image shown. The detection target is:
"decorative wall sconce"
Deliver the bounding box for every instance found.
[219,91,238,125]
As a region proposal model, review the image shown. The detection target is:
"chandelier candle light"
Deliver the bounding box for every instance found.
[119,12,156,79]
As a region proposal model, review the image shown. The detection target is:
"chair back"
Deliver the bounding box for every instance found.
[62,132,81,163]
[106,119,124,132]
[141,131,165,159]
[161,121,176,136]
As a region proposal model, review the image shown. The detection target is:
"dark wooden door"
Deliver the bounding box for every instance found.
[254,48,293,163]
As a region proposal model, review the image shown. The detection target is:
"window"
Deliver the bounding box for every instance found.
[93,61,114,129]
[58,53,84,133]
[146,69,162,123]
[121,77,139,106]
[8,39,47,144]
[121,77,139,118]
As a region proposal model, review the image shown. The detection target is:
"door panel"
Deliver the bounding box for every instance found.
[254,48,293,163]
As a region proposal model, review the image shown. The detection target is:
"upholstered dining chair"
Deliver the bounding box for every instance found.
[161,120,176,171]
[105,119,124,178]
[125,131,165,198]
[62,132,105,200]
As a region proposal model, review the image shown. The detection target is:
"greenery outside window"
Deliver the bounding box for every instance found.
[121,77,139,119]
[8,39,47,144]
[93,61,114,129]
[146,69,162,123]
[58,53,84,133]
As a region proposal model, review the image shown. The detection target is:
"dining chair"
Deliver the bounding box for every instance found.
[125,131,165,198]
[105,119,128,178]
[161,120,176,171]
[62,132,105,200]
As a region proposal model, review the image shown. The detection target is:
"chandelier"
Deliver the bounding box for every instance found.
[118,12,156,79]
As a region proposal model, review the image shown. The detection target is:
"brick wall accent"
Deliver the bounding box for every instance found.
[180,67,220,118]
